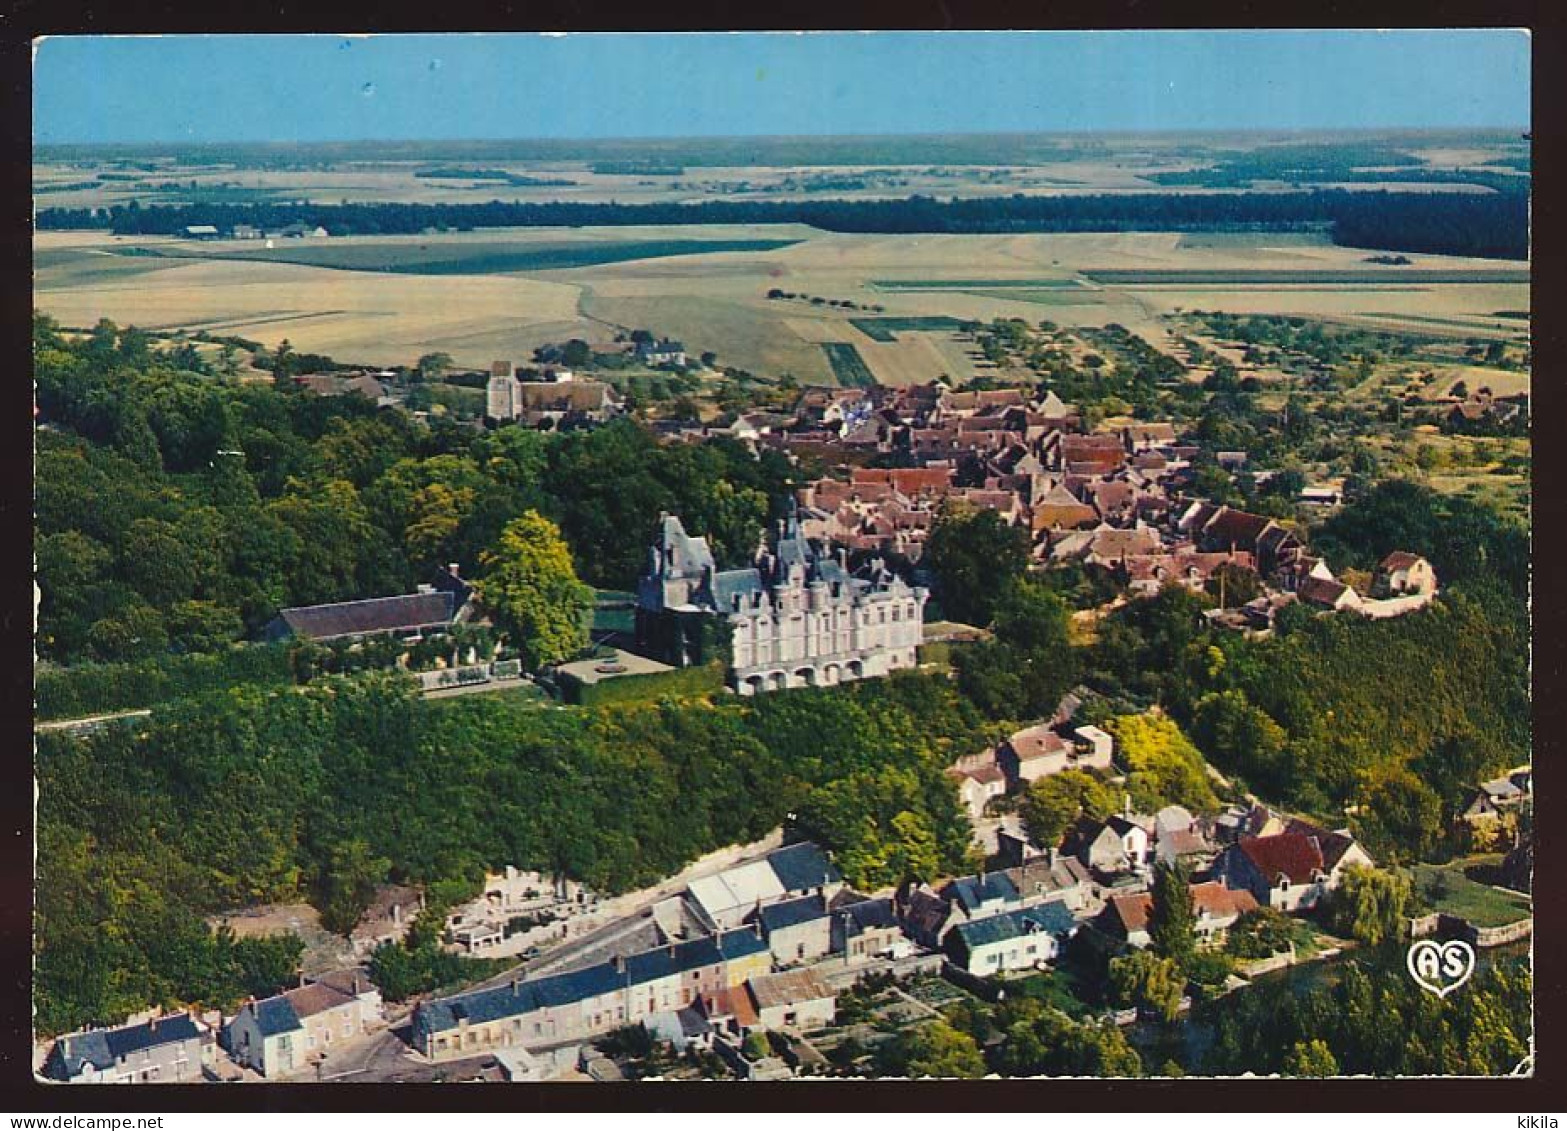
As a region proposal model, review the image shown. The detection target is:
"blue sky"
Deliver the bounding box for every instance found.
[34,31,1531,145]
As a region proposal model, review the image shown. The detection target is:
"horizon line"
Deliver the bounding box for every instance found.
[34,123,1533,150]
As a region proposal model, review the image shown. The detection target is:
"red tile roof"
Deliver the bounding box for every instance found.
[1238,833,1325,885]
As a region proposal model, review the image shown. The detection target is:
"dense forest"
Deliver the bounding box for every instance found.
[34,315,798,667]
[35,671,983,1035]
[38,186,1529,259]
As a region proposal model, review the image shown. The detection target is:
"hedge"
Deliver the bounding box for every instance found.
[35,645,296,721]
[559,662,726,707]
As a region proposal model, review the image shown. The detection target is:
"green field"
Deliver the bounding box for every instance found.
[821,342,877,387]
[1082,268,1530,285]
[848,315,969,342]
[871,278,1086,290]
[116,238,802,276]
[1409,858,1531,929]
[964,288,1111,306]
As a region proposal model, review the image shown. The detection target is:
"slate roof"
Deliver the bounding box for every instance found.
[947,871,1021,913]
[757,893,829,934]
[951,902,1077,950]
[417,928,768,1035]
[48,1015,205,1079]
[768,842,842,893]
[274,591,456,641]
[252,996,304,1038]
[837,897,899,937]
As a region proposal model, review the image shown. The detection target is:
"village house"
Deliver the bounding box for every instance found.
[636,338,687,368]
[1374,552,1438,598]
[412,928,771,1059]
[942,871,1026,928]
[1460,767,1533,825]
[751,893,834,967]
[944,901,1078,977]
[685,842,843,932]
[897,882,962,949]
[44,1013,215,1084]
[831,896,908,964]
[1067,809,1153,877]
[1005,851,1097,915]
[1214,826,1370,913]
[1099,881,1259,949]
[224,977,380,1078]
[291,372,390,402]
[745,970,837,1032]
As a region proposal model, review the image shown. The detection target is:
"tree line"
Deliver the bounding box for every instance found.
[37,187,1529,259]
[34,315,798,667]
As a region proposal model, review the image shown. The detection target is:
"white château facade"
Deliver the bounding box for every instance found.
[636,512,926,695]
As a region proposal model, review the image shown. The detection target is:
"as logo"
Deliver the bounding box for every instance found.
[1406,939,1476,998]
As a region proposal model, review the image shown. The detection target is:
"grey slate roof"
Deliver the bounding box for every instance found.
[712,567,764,610]
[272,591,456,641]
[417,928,768,1036]
[951,901,1077,950]
[757,893,829,934]
[947,871,1021,913]
[252,996,304,1037]
[768,842,843,892]
[47,1015,205,1079]
[837,897,898,936]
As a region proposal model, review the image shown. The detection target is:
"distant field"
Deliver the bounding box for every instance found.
[124,237,802,276]
[964,288,1113,307]
[848,316,969,342]
[35,225,1531,381]
[871,278,1085,290]
[820,342,876,388]
[1083,268,1530,285]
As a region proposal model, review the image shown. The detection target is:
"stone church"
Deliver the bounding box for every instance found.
[635,511,927,694]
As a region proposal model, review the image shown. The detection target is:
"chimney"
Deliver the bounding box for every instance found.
[299,973,308,988]
[148,1015,158,1033]
[352,974,361,995]
[392,902,401,926]
[448,563,460,578]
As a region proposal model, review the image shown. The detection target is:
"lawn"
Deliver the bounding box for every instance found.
[1409,857,1531,929]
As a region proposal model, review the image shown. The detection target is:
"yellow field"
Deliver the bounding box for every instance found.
[34,226,1530,384]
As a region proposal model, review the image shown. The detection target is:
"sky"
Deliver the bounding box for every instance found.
[33,30,1531,145]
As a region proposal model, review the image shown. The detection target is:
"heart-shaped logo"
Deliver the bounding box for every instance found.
[1406,939,1476,998]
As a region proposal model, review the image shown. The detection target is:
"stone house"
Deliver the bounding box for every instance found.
[831,897,907,964]
[44,1013,215,1084]
[1375,552,1438,598]
[745,970,837,1032]
[412,928,771,1059]
[752,893,834,967]
[1099,882,1259,949]
[944,902,1079,977]
[1217,832,1351,913]
[224,977,379,1078]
